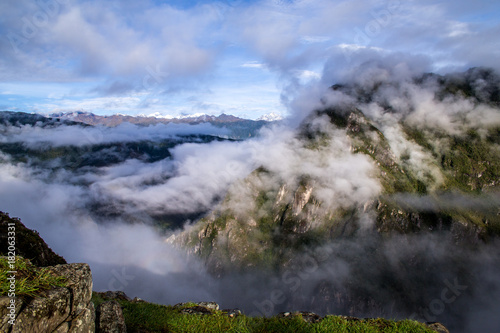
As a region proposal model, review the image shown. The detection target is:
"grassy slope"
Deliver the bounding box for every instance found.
[92,293,436,333]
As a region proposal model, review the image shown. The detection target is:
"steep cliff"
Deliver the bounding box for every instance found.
[0,212,66,267]
[173,68,500,273]
[0,213,126,333]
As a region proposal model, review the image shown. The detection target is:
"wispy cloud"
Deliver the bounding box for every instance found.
[300,35,331,44]
[241,61,265,69]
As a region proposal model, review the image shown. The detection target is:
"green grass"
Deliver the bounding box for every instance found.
[92,294,436,333]
[0,256,66,298]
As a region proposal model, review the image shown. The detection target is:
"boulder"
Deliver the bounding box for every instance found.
[197,301,219,311]
[96,300,126,333]
[5,263,95,333]
[222,308,242,318]
[69,301,95,333]
[47,263,93,316]
[426,322,450,333]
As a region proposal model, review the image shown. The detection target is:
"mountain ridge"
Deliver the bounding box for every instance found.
[169,67,500,332]
[46,110,280,127]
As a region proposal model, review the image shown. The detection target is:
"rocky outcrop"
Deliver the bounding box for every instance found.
[2,263,131,333]
[174,301,220,311]
[3,263,95,333]
[95,300,126,333]
[425,322,450,333]
[278,311,322,323]
[0,214,130,333]
[0,211,67,267]
[11,287,72,333]
[98,291,131,302]
[48,264,94,320]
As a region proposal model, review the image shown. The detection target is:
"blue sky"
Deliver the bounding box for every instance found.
[1,0,499,119]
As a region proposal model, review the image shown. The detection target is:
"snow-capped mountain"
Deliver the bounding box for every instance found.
[256,112,283,121]
[47,111,276,127]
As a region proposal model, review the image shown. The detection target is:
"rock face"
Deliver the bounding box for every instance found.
[0,215,129,333]
[95,300,126,333]
[0,296,22,332]
[3,263,95,333]
[0,211,67,267]
[47,264,93,317]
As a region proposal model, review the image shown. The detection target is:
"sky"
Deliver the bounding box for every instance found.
[1,0,499,119]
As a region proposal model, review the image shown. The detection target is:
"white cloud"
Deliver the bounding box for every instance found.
[241,62,265,69]
[300,35,331,44]
[296,69,321,81]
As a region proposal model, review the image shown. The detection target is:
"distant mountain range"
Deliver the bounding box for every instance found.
[0,110,281,140]
[47,111,282,127]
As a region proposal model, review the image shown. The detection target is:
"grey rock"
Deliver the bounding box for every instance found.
[425,322,450,333]
[69,301,95,333]
[103,291,131,302]
[222,309,242,318]
[48,263,93,316]
[278,311,322,323]
[11,287,71,333]
[0,296,22,332]
[197,302,219,311]
[96,300,126,333]
[5,263,95,333]
[174,301,220,311]
[174,302,220,315]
